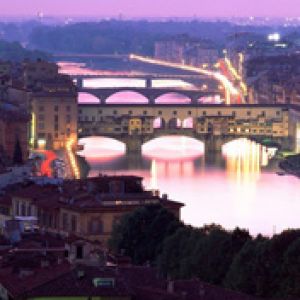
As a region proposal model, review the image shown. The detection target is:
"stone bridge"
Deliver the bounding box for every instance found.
[79,87,221,104]
[78,130,293,154]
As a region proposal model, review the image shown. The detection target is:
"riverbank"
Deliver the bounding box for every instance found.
[279,154,300,178]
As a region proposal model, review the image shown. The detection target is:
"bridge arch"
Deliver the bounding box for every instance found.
[182,117,194,129]
[77,136,126,160]
[105,91,149,104]
[153,117,167,129]
[142,135,205,161]
[154,92,192,104]
[78,92,101,104]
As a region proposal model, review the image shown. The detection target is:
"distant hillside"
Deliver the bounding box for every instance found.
[0,40,51,62]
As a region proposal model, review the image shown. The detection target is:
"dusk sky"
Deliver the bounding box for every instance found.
[1,0,300,18]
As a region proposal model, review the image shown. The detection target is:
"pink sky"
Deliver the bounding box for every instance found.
[1,0,300,18]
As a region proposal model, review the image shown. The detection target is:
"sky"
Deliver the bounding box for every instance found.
[1,0,300,18]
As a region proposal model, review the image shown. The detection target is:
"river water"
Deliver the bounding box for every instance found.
[59,60,300,236]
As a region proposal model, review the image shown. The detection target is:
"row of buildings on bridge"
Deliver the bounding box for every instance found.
[78,104,294,151]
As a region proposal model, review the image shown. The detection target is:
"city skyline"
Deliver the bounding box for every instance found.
[1,0,300,18]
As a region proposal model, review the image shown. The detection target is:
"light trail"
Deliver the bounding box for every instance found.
[66,137,80,179]
[224,56,248,96]
[129,54,240,105]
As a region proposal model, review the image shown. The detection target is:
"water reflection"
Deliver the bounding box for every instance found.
[222,138,277,184]
[142,136,204,161]
[77,136,300,236]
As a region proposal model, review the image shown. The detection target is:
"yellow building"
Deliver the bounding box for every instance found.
[30,76,78,150]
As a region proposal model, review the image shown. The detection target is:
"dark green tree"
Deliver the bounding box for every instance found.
[280,238,300,297]
[13,138,23,165]
[108,204,182,265]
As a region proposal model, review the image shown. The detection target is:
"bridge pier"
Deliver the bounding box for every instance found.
[76,78,84,89]
[204,136,224,153]
[145,77,152,89]
[123,136,144,155]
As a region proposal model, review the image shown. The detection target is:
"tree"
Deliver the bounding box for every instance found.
[108,204,182,265]
[280,238,300,297]
[13,138,23,165]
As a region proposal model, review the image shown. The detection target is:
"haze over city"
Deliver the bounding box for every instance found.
[1,0,300,18]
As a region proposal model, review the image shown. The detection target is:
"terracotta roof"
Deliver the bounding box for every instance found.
[0,262,71,299]
[27,266,132,298]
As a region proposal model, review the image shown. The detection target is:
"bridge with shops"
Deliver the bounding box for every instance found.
[77,103,295,153]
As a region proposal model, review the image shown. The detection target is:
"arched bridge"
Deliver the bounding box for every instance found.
[79,87,221,104]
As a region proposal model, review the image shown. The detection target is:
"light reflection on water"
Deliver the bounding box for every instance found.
[77,136,300,236]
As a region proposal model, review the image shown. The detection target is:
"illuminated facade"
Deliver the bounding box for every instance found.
[30,76,78,150]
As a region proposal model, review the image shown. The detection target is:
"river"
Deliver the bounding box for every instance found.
[59,60,300,236]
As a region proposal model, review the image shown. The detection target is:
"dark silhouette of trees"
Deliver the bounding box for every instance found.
[108,204,182,265]
[109,205,300,298]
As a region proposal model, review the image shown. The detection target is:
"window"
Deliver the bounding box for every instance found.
[38,114,45,121]
[188,111,192,116]
[66,105,71,112]
[276,111,281,116]
[76,245,83,259]
[62,213,68,230]
[128,110,132,115]
[218,111,222,116]
[38,123,45,130]
[202,111,207,116]
[85,116,89,122]
[91,116,95,122]
[173,111,177,115]
[54,124,59,131]
[158,111,162,115]
[27,205,32,216]
[113,110,117,115]
[54,105,59,112]
[98,110,102,114]
[54,115,59,122]
[21,203,26,216]
[247,111,251,116]
[38,106,44,112]
[66,115,72,123]
[71,215,77,232]
[143,111,148,115]
[66,128,71,137]
[261,111,266,117]
[89,219,103,234]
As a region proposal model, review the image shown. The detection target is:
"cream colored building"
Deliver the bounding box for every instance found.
[31,76,78,150]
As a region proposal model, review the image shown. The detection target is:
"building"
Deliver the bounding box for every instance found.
[7,175,183,246]
[30,75,78,150]
[0,102,29,164]
[22,60,59,89]
[155,34,219,67]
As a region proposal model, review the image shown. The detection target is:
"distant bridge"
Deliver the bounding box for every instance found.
[79,87,220,104]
